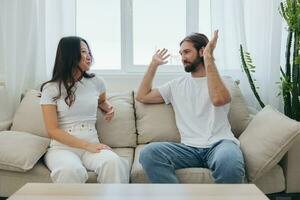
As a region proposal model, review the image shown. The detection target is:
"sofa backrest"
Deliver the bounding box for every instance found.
[10,90,137,148]
[134,100,181,144]
[96,92,137,147]
[224,77,251,138]
[134,77,251,145]
[11,90,48,138]
[10,77,250,147]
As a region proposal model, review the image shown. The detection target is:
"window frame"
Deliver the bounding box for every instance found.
[76,0,209,74]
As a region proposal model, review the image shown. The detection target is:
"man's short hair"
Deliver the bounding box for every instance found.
[180,33,209,52]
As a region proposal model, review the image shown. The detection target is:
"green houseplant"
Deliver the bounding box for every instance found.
[279,0,300,121]
[240,0,300,121]
[240,45,265,108]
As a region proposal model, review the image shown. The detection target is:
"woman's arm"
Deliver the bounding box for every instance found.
[98,92,114,122]
[41,105,111,152]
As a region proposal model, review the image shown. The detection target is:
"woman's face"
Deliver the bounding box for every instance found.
[78,41,92,71]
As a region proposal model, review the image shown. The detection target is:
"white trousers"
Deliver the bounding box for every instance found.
[44,122,129,183]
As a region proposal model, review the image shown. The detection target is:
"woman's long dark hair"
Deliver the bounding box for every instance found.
[40,36,95,106]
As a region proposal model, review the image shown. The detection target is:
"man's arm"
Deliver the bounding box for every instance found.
[204,30,231,107]
[136,49,170,104]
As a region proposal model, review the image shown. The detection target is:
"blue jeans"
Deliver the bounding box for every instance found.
[139,140,245,183]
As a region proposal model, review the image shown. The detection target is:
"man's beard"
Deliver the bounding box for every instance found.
[184,55,204,73]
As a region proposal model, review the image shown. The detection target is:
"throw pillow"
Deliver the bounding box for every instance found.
[239,105,300,181]
[0,131,50,172]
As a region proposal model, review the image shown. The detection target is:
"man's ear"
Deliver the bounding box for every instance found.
[198,47,205,57]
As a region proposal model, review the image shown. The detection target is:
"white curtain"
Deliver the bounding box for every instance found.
[0,0,76,121]
[211,0,283,111]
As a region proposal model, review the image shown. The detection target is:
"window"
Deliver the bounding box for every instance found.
[133,0,185,66]
[76,0,211,73]
[198,0,211,38]
[76,0,121,70]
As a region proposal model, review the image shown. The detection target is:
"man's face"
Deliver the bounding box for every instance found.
[179,41,203,73]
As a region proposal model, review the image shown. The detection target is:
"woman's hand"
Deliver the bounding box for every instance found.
[104,106,114,122]
[98,95,115,123]
[84,143,112,153]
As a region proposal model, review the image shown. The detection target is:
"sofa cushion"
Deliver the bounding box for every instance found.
[11,90,48,138]
[252,164,285,194]
[0,161,51,197]
[281,134,300,193]
[0,131,50,172]
[134,76,250,144]
[239,105,300,182]
[131,145,285,194]
[96,92,137,148]
[223,77,251,138]
[131,145,213,183]
[0,147,134,197]
[0,120,12,131]
[134,99,180,144]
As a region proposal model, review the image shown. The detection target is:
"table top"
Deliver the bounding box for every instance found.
[8,183,269,200]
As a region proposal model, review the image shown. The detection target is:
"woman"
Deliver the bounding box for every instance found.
[40,36,129,183]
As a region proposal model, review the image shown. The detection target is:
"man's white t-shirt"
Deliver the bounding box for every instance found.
[40,76,106,129]
[158,76,239,148]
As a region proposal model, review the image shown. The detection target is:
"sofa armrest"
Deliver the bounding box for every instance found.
[0,119,12,131]
[281,135,300,193]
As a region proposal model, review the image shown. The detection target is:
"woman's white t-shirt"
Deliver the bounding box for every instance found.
[40,76,106,129]
[158,76,239,148]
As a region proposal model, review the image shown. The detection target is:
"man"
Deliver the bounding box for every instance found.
[136,31,245,183]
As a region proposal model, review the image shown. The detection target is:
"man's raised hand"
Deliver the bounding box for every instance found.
[203,30,219,58]
[151,48,170,66]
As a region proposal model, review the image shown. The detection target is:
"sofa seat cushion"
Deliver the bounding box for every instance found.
[131,145,285,194]
[96,92,137,148]
[0,131,50,172]
[0,161,51,197]
[131,145,214,183]
[239,105,300,182]
[0,147,134,197]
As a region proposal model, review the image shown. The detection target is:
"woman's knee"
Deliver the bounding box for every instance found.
[99,150,126,169]
[51,166,88,183]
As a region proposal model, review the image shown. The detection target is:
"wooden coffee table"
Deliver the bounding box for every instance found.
[8,183,269,200]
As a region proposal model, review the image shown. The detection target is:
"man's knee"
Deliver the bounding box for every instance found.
[221,158,245,182]
[212,141,245,183]
[212,156,245,183]
[139,142,166,167]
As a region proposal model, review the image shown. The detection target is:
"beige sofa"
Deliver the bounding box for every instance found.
[0,80,300,197]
